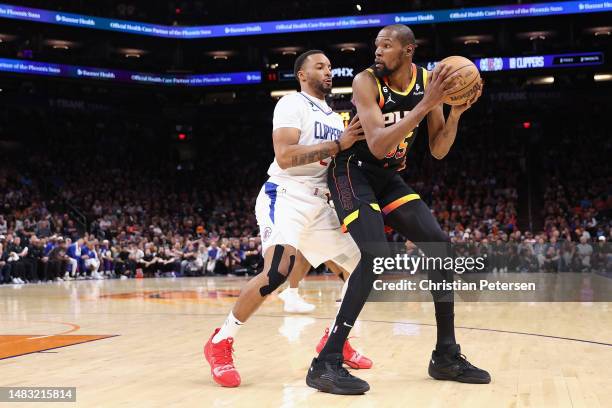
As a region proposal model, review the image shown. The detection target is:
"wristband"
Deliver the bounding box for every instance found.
[334,140,342,154]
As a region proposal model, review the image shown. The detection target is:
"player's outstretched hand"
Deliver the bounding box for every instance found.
[338,114,365,151]
[451,79,484,116]
[422,63,460,111]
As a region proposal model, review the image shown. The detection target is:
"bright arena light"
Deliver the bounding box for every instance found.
[594,73,612,82]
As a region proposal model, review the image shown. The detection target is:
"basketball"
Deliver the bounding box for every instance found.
[439,55,482,106]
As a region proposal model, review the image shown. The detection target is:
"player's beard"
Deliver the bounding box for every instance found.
[315,80,332,96]
[374,63,393,77]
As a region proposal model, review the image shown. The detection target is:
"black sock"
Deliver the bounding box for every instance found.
[434,300,456,352]
[318,316,353,358]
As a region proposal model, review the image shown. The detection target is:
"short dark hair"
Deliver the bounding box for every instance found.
[293,49,325,78]
[382,24,416,46]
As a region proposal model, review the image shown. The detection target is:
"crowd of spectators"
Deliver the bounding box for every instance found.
[0,232,263,284]
[0,92,609,285]
[0,103,268,284]
[390,110,610,273]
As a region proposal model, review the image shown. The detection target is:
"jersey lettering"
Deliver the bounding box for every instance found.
[314,121,343,140]
[385,131,414,159]
[383,110,411,126]
[345,64,426,170]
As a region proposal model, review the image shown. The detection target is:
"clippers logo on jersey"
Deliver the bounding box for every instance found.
[314,121,343,140]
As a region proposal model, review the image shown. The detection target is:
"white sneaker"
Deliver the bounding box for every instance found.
[93,272,104,280]
[12,278,20,284]
[55,277,64,282]
[120,275,128,280]
[17,278,25,284]
[279,288,315,313]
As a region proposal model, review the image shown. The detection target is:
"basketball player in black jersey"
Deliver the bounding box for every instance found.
[306,24,490,394]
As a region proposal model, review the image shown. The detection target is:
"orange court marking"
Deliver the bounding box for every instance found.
[0,334,117,360]
[0,321,116,360]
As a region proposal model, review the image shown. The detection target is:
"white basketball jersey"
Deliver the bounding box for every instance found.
[267,91,344,188]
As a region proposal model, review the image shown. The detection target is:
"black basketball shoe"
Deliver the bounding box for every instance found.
[306,353,370,395]
[428,344,491,384]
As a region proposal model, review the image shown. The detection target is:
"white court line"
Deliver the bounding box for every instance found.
[27,335,54,340]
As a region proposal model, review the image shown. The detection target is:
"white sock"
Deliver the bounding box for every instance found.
[286,287,298,295]
[212,311,243,343]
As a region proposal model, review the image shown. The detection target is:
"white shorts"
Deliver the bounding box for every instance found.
[255,176,360,273]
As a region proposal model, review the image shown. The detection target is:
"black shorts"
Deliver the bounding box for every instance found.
[327,154,421,231]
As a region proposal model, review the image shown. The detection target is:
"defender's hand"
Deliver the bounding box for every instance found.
[338,114,365,151]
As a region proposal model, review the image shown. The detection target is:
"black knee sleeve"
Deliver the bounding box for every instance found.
[259,246,294,296]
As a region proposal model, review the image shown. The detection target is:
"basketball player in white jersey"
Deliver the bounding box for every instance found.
[204,50,372,387]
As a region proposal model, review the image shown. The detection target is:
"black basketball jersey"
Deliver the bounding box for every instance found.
[346,63,428,170]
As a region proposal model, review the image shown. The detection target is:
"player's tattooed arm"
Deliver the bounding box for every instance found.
[290,144,337,167]
[274,116,363,169]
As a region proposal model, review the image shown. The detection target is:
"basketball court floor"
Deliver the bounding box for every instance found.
[1,274,610,407]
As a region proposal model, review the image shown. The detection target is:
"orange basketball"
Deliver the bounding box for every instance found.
[439,56,481,106]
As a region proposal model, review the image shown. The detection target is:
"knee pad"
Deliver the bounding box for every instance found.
[259,246,295,296]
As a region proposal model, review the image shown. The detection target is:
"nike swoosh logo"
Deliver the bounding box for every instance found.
[343,322,353,328]
[213,365,235,376]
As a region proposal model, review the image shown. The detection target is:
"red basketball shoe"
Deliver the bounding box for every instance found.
[315,328,373,369]
[204,328,241,387]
